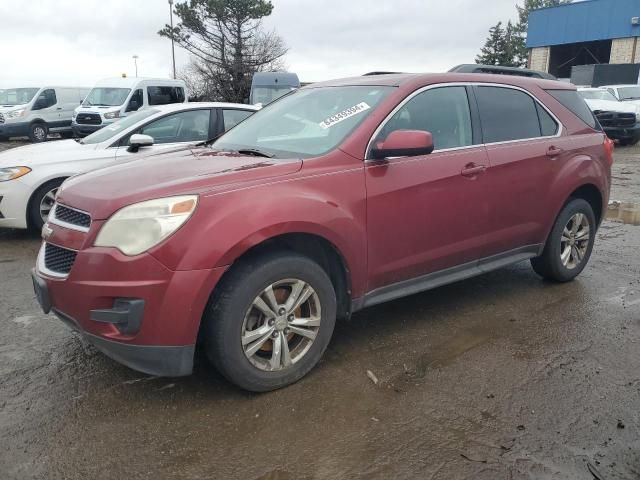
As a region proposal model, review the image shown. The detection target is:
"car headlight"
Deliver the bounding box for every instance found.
[635,111,640,122]
[72,112,77,119]
[5,109,25,119]
[0,166,31,182]
[104,111,121,119]
[94,195,198,256]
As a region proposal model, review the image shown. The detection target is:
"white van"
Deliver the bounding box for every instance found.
[0,87,90,142]
[72,77,187,137]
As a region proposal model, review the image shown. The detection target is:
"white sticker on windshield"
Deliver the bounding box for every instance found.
[319,102,370,129]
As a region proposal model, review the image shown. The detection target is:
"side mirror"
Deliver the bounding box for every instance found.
[370,130,434,160]
[127,134,154,153]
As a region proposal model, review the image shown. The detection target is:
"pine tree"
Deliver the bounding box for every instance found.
[476,22,507,65]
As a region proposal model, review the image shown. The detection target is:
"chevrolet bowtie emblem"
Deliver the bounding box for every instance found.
[41,223,53,240]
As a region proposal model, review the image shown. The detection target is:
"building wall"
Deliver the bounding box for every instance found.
[610,38,636,63]
[529,46,550,72]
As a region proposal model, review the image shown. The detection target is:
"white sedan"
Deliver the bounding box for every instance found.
[0,102,258,230]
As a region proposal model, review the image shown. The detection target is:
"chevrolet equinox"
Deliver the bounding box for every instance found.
[32,73,612,391]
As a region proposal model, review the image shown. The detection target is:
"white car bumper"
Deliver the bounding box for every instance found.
[0,179,32,229]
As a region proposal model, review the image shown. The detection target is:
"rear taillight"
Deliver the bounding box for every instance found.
[604,136,614,166]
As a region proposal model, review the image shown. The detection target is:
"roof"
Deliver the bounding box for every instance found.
[93,77,186,88]
[304,72,573,91]
[527,0,640,48]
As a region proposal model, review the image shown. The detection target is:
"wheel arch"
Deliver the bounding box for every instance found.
[26,176,68,228]
[569,183,604,226]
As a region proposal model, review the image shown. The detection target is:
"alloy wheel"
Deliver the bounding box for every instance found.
[241,278,322,372]
[560,212,590,269]
[40,188,58,223]
[33,126,47,141]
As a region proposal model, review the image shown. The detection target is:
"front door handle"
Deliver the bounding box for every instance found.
[461,163,487,177]
[56,107,63,110]
[546,146,564,157]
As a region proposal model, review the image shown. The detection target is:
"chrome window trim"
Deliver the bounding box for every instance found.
[49,203,91,233]
[365,82,564,161]
[37,242,77,279]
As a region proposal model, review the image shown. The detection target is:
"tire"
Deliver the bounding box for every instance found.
[29,122,48,143]
[203,251,337,392]
[29,179,65,231]
[531,198,596,282]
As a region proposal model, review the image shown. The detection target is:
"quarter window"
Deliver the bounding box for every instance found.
[475,86,545,143]
[138,109,210,144]
[375,86,473,151]
[536,103,558,137]
[147,86,185,105]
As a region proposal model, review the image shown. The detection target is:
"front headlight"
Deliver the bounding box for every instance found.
[104,111,121,119]
[0,166,31,182]
[94,195,198,256]
[635,111,640,122]
[5,109,25,119]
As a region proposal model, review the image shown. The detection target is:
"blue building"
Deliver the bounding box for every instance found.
[527,0,640,78]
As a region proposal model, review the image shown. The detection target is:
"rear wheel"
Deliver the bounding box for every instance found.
[203,252,337,392]
[531,198,596,282]
[29,179,64,231]
[29,123,48,143]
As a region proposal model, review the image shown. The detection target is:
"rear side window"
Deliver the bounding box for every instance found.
[475,86,542,143]
[148,86,186,105]
[547,89,598,129]
[536,103,558,137]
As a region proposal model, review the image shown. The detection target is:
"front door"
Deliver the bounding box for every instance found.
[365,85,491,291]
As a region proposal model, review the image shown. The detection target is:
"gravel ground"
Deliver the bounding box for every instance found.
[0,140,639,480]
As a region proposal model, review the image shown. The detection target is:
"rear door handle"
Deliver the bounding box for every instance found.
[461,163,487,177]
[546,146,564,157]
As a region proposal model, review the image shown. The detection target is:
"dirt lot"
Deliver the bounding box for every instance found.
[0,140,639,480]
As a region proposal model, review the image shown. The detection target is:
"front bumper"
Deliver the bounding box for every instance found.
[603,124,640,142]
[0,178,32,229]
[33,240,227,377]
[0,121,30,139]
[71,122,105,137]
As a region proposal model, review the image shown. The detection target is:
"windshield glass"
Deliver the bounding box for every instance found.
[579,90,618,102]
[83,87,131,107]
[215,86,394,158]
[0,88,40,106]
[617,86,640,100]
[81,109,159,145]
[252,86,296,106]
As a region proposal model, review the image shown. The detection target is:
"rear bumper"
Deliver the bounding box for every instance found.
[603,124,640,142]
[0,121,30,138]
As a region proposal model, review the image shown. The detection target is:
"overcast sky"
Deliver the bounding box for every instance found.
[0,0,521,88]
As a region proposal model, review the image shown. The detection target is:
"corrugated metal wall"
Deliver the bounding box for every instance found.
[527,0,640,48]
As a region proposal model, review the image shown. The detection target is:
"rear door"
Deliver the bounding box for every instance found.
[365,85,492,291]
[474,85,571,255]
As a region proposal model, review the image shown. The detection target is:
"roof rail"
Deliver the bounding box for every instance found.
[449,64,556,80]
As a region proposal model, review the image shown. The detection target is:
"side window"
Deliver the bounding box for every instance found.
[138,109,210,144]
[126,89,143,112]
[607,88,617,98]
[536,103,558,137]
[33,89,57,110]
[222,109,254,131]
[148,86,185,105]
[376,86,473,151]
[475,86,542,143]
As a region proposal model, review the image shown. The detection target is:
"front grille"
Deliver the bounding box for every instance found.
[76,113,102,125]
[44,243,77,275]
[52,204,91,229]
[595,111,636,128]
[0,113,4,124]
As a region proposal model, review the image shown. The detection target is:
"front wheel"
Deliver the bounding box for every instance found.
[29,179,64,231]
[531,198,596,282]
[29,123,48,143]
[204,252,337,392]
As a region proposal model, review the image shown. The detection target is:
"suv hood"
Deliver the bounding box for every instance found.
[57,146,303,220]
[583,98,638,114]
[0,139,96,168]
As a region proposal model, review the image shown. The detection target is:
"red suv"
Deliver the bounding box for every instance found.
[32,73,612,391]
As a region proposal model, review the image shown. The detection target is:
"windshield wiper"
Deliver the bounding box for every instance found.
[237,148,274,158]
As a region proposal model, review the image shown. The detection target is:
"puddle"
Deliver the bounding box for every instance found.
[606,202,640,226]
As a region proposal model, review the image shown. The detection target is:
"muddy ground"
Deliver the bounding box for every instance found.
[0,140,639,480]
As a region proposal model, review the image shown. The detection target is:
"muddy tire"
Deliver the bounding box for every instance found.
[531,198,596,282]
[29,179,64,231]
[29,122,48,143]
[203,251,337,392]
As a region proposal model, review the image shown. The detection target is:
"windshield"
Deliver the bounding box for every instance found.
[80,109,159,145]
[83,87,131,107]
[617,86,640,100]
[0,88,40,106]
[252,86,296,106]
[215,86,394,158]
[579,90,618,102]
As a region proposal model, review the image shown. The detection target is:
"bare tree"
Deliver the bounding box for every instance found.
[159,0,288,103]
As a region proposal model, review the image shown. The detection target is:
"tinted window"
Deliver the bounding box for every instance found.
[139,109,210,144]
[476,87,542,143]
[126,89,143,112]
[148,86,185,105]
[223,109,254,130]
[33,89,57,110]
[376,86,473,150]
[536,103,558,137]
[547,89,598,129]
